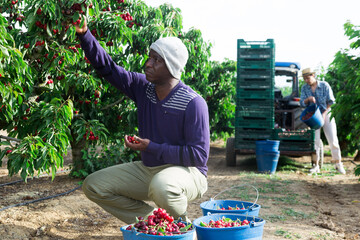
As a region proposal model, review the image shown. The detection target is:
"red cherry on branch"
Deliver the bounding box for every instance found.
[94,90,100,98]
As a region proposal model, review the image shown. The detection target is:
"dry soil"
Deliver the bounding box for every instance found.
[0,141,359,240]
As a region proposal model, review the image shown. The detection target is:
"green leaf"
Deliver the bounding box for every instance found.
[180,223,193,232]
[46,22,53,37]
[0,45,9,57]
[73,12,80,23]
[0,141,11,146]
[89,8,95,16]
[51,164,56,181]
[17,95,23,105]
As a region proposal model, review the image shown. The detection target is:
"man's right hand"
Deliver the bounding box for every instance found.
[124,135,150,152]
[74,17,88,35]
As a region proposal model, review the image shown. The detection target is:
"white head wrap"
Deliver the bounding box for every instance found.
[150,37,189,79]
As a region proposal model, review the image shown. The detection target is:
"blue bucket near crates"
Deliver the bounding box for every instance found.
[193,213,266,240]
[300,104,324,130]
[256,140,280,174]
[255,139,279,153]
[200,185,261,217]
[120,223,195,240]
[256,151,280,174]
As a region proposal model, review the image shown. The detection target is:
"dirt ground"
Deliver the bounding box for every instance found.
[0,141,360,240]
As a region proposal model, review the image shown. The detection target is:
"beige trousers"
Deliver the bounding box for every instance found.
[82,161,208,224]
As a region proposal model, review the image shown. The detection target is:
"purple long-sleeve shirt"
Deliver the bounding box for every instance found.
[78,30,210,176]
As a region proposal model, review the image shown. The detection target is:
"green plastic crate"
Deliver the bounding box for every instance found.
[237,88,274,99]
[236,107,274,118]
[237,40,275,59]
[234,139,257,150]
[235,128,274,140]
[237,39,275,49]
[235,138,314,152]
[278,140,315,151]
[237,77,274,89]
[235,117,275,129]
[236,98,274,109]
[237,68,274,79]
[237,58,275,70]
[273,128,315,141]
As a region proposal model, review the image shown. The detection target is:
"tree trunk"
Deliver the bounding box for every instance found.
[354,151,360,162]
[339,140,348,154]
[70,131,87,172]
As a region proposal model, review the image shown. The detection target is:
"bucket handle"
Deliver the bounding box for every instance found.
[251,220,265,227]
[309,103,321,112]
[209,184,259,210]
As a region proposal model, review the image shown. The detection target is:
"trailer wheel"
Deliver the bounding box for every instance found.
[226,137,236,166]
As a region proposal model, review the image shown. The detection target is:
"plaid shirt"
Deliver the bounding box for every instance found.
[300,81,335,113]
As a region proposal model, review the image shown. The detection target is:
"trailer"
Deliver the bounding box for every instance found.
[226,40,322,167]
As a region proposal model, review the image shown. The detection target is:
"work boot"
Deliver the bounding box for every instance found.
[309,165,320,174]
[335,162,346,174]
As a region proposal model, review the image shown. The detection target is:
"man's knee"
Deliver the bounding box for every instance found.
[149,174,178,200]
[82,173,98,199]
[148,173,188,217]
[82,171,111,200]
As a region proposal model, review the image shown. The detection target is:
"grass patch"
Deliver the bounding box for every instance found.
[236,171,311,206]
[276,155,344,177]
[216,191,257,202]
[312,232,335,240]
[282,207,316,220]
[277,156,307,171]
[275,228,301,239]
[266,194,301,205]
[308,163,345,177]
[264,214,286,222]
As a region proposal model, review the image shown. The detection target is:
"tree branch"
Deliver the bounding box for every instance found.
[0,135,21,142]
[101,97,125,111]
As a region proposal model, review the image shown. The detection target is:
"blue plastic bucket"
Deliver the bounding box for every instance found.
[255,140,280,153]
[300,104,324,130]
[256,150,280,174]
[200,199,261,217]
[200,185,260,217]
[193,213,265,240]
[120,223,195,240]
[256,140,280,174]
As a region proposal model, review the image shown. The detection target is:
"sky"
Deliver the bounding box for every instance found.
[143,0,360,71]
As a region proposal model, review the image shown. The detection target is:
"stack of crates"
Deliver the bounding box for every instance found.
[235,39,275,150]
